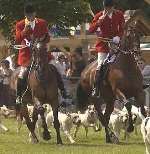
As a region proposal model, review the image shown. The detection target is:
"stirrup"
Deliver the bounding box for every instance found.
[16,96,23,105]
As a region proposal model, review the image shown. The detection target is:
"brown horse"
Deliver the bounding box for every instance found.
[76,25,146,143]
[9,41,62,144]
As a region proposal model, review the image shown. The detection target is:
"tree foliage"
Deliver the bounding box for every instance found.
[0,0,149,41]
[0,0,91,41]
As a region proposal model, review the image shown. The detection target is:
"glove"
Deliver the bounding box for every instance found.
[112,36,120,44]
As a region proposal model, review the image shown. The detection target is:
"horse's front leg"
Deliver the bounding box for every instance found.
[94,99,118,143]
[116,89,134,133]
[38,105,51,141]
[104,101,119,144]
[16,111,23,133]
[21,105,39,143]
[51,102,63,144]
[135,91,147,117]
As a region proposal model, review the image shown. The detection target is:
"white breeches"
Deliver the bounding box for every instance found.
[97,52,108,70]
[18,66,28,79]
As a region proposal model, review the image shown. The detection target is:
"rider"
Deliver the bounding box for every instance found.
[15,3,67,104]
[89,0,125,97]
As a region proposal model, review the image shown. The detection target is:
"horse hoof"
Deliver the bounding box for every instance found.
[57,142,63,145]
[106,138,112,143]
[106,136,112,143]
[43,130,51,141]
[57,139,63,145]
[127,125,134,133]
[110,133,119,144]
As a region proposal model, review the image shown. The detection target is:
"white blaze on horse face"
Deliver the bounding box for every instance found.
[36,43,41,49]
[24,39,31,47]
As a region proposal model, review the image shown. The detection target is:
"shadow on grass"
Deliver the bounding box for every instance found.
[118,142,144,146]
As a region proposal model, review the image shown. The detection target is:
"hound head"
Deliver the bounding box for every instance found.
[0,105,10,118]
[68,113,81,125]
[87,105,97,116]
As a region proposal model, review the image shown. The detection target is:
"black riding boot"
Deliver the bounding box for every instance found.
[92,69,102,97]
[16,78,27,104]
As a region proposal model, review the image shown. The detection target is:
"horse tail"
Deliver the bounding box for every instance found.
[76,81,88,112]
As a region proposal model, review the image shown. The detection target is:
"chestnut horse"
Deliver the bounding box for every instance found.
[9,41,62,144]
[76,25,146,143]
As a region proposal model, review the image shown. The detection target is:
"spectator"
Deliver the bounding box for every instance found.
[137,58,150,77]
[55,54,67,78]
[0,60,12,106]
[71,47,86,77]
[50,47,62,60]
[0,60,12,82]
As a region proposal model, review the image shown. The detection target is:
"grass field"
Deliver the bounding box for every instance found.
[0,118,145,154]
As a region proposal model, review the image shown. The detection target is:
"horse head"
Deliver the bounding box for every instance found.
[31,38,49,68]
[121,22,141,57]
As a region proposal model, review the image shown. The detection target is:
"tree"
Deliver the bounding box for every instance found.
[0,0,149,42]
[0,0,91,41]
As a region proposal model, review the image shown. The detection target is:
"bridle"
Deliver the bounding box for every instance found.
[98,36,139,55]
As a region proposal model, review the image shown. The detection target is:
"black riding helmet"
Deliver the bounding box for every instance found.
[103,0,114,7]
[24,3,35,15]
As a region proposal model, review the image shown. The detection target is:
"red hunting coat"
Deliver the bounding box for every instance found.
[16,18,50,66]
[89,10,125,53]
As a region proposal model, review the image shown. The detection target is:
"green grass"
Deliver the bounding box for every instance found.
[0,118,145,154]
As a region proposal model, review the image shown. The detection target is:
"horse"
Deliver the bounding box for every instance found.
[76,24,147,143]
[9,40,62,144]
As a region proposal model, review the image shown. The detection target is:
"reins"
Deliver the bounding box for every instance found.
[98,37,137,55]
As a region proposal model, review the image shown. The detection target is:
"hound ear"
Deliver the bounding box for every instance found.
[2,105,7,108]
[77,111,81,114]
[42,104,47,111]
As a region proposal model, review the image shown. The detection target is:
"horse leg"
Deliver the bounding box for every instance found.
[135,91,147,117]
[103,101,119,143]
[38,105,51,141]
[21,105,39,143]
[94,101,110,142]
[94,102,105,126]
[116,89,134,133]
[94,99,118,143]
[16,110,23,133]
[52,104,63,144]
[33,97,51,141]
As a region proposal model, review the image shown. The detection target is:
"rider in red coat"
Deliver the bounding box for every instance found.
[89,0,125,97]
[15,3,67,105]
[16,18,50,67]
